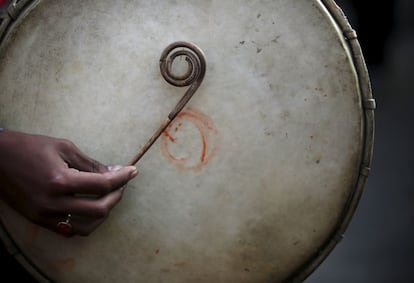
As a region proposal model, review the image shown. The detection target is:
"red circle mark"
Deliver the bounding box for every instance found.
[161,108,220,171]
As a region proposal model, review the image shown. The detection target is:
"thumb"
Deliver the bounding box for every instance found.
[58,140,108,173]
[105,165,139,190]
[107,165,139,180]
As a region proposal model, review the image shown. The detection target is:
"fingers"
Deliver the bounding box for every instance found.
[54,165,138,196]
[42,160,138,236]
[54,139,138,195]
[62,186,126,218]
[47,139,139,236]
[50,166,137,236]
[64,187,126,236]
[38,187,127,237]
[56,139,108,173]
[66,215,106,237]
[1,134,139,237]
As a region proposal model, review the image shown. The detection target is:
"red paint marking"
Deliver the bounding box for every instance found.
[0,0,6,8]
[161,108,220,171]
[163,130,177,142]
[200,132,207,162]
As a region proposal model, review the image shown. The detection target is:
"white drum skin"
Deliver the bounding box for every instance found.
[0,1,374,282]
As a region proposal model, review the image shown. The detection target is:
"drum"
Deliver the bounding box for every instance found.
[0,0,375,282]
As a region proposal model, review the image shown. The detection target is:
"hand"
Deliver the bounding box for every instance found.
[0,130,138,237]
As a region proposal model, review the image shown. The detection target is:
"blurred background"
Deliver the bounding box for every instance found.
[1,0,413,282]
[307,0,414,282]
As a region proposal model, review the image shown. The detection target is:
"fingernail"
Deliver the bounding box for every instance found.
[129,166,139,178]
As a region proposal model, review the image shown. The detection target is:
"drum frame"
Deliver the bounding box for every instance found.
[0,0,375,282]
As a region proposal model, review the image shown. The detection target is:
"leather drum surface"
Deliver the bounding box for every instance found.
[0,1,374,282]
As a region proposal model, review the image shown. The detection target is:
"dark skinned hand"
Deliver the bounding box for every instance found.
[0,130,138,237]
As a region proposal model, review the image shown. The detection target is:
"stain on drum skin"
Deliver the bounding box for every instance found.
[161,108,220,172]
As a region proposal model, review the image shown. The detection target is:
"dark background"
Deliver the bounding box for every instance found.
[1,0,413,282]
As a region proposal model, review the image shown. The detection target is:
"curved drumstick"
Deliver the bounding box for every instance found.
[128,41,207,165]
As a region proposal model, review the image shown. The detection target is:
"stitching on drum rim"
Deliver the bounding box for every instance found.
[0,0,38,47]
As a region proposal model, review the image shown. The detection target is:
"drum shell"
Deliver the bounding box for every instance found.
[0,0,374,282]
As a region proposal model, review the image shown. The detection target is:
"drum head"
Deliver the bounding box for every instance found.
[0,0,374,282]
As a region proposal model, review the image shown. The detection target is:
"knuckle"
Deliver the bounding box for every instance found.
[58,138,76,152]
[95,204,110,218]
[47,171,69,192]
[102,175,115,192]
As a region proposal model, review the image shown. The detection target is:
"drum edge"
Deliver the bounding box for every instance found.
[284,1,375,282]
[0,1,376,282]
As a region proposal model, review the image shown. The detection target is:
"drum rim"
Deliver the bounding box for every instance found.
[285,1,376,281]
[0,0,375,282]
